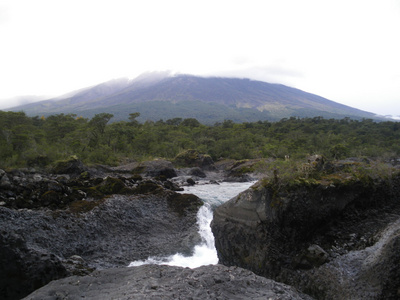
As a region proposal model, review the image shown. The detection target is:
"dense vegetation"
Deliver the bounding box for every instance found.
[1,111,399,169]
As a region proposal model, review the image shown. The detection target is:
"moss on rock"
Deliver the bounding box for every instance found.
[96,177,125,195]
[39,190,64,208]
[174,149,214,168]
[68,199,105,214]
[132,181,162,195]
[52,156,85,175]
[166,193,203,215]
[130,166,145,175]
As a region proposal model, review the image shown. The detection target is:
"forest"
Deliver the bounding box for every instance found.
[1,110,400,169]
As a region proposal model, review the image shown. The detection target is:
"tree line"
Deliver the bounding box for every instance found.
[1,111,399,169]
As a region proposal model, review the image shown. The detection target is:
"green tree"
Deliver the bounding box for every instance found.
[129,112,141,126]
[43,114,80,142]
[166,118,183,126]
[181,118,201,127]
[88,113,114,147]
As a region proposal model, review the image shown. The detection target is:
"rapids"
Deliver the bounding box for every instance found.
[129,181,255,268]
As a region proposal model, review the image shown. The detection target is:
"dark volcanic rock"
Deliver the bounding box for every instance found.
[0,192,202,269]
[113,159,178,179]
[0,169,84,210]
[215,158,264,182]
[211,174,400,299]
[23,264,313,300]
[0,189,202,299]
[51,156,86,175]
[186,177,196,185]
[188,167,207,178]
[0,166,183,210]
[143,160,178,178]
[174,149,215,170]
[0,231,67,300]
[304,218,400,299]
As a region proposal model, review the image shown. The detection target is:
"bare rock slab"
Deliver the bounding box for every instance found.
[23,264,313,300]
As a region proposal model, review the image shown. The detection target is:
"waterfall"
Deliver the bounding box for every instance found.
[129,181,255,268]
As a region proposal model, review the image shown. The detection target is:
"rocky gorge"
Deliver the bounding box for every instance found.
[1,153,400,299]
[0,152,271,299]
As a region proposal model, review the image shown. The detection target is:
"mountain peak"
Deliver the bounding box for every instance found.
[5,75,381,123]
[130,70,173,83]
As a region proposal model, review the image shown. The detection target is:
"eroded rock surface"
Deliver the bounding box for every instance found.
[211,173,400,299]
[23,264,313,300]
[0,231,67,300]
[0,167,202,300]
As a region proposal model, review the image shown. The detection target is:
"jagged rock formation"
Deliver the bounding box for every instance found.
[211,165,400,299]
[0,166,202,300]
[23,264,313,300]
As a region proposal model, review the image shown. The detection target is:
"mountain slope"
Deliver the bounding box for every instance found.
[6,74,379,123]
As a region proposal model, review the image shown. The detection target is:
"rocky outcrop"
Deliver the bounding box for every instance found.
[23,264,313,300]
[111,159,177,178]
[0,165,184,210]
[111,156,263,186]
[174,149,215,170]
[51,156,86,175]
[215,159,265,182]
[0,168,202,300]
[211,170,400,299]
[304,218,400,299]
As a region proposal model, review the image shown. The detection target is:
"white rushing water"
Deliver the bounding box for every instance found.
[129,181,255,268]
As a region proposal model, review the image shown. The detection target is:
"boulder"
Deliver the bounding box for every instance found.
[174,149,215,170]
[162,180,184,191]
[23,264,313,300]
[0,173,11,188]
[143,160,177,178]
[215,159,263,182]
[188,167,207,178]
[186,178,196,185]
[51,156,86,175]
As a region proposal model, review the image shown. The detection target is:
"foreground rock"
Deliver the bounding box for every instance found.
[0,167,202,300]
[211,161,400,299]
[0,232,68,300]
[23,264,312,300]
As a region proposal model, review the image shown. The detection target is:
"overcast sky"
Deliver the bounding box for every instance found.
[0,0,399,117]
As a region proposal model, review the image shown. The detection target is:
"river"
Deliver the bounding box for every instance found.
[129,181,255,268]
